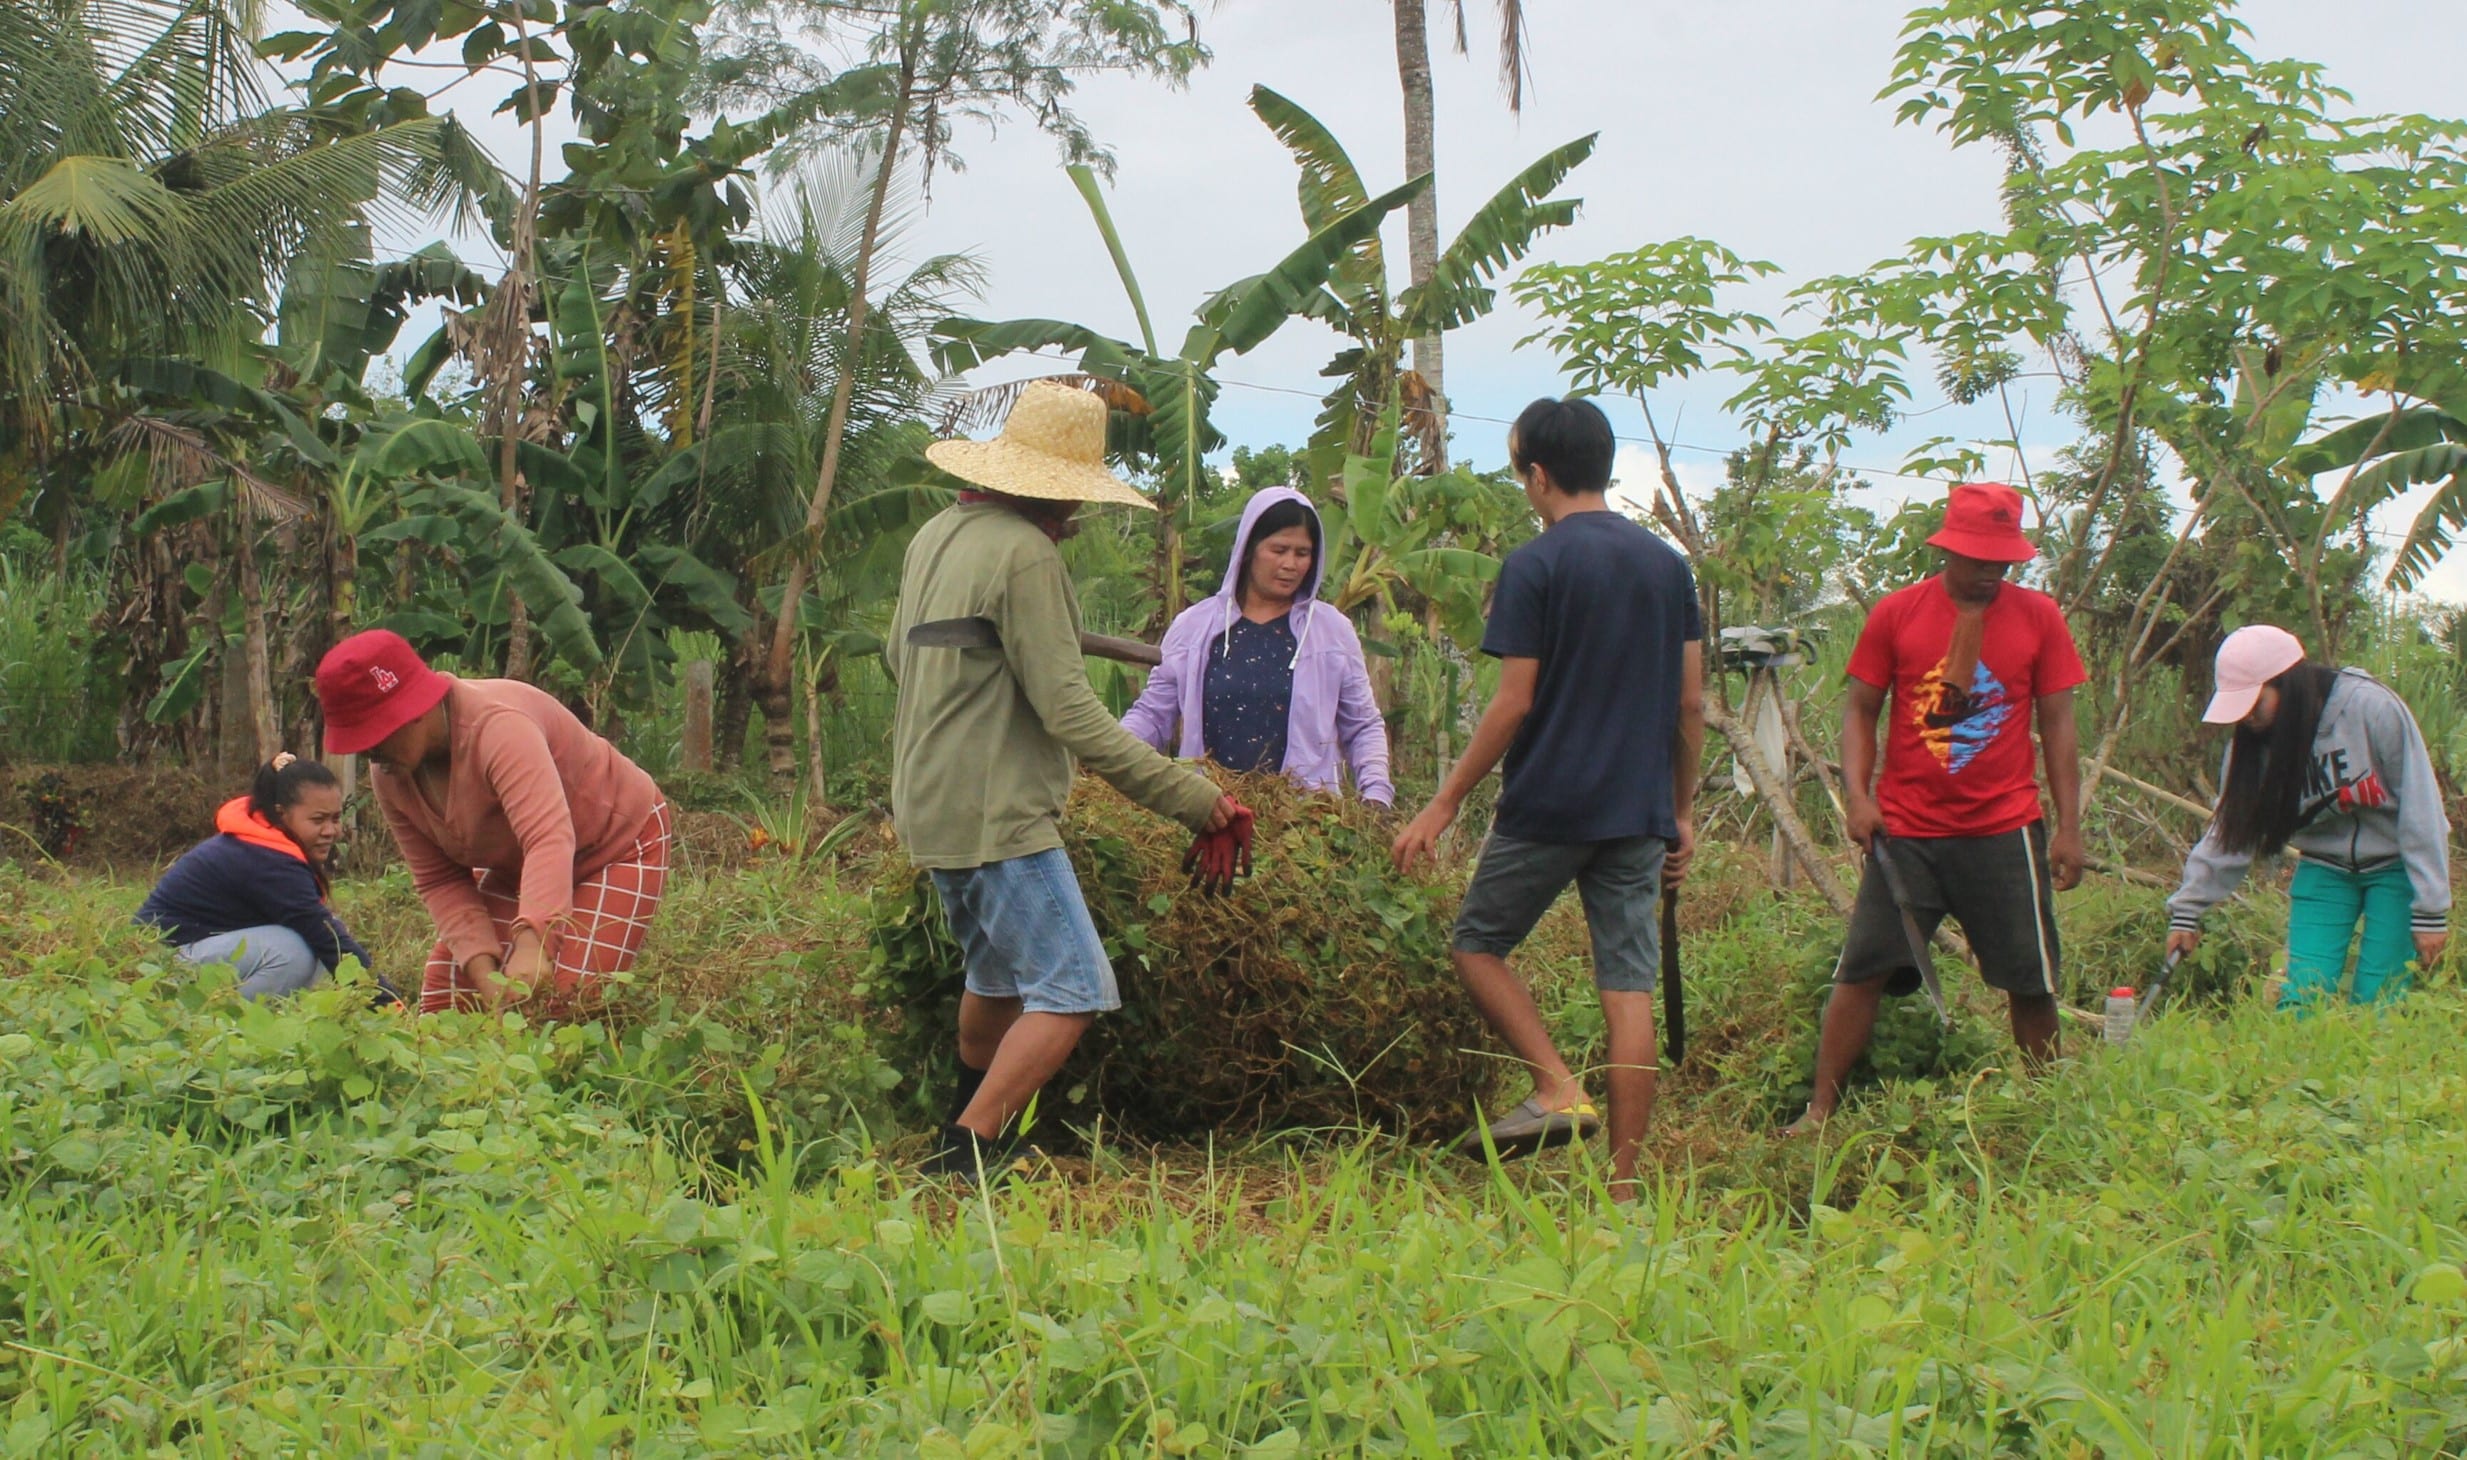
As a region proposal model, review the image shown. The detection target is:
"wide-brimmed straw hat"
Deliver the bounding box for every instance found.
[925,380,1153,510]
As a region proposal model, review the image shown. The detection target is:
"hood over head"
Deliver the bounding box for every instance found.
[215,797,307,863]
[1219,485,1325,604]
[1213,486,1327,663]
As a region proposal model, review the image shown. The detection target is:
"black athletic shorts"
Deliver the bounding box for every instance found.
[1836,822,2062,998]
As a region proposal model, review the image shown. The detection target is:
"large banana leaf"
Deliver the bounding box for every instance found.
[556,542,655,614]
[143,638,216,724]
[930,317,1140,379]
[279,240,489,386]
[130,480,228,536]
[2372,443,2467,589]
[515,440,596,506]
[1067,164,1159,355]
[407,482,603,670]
[1247,85,1372,234]
[1400,133,1596,337]
[366,416,490,480]
[2284,404,2467,478]
[549,255,628,513]
[401,323,458,400]
[637,543,754,636]
[1194,176,1426,359]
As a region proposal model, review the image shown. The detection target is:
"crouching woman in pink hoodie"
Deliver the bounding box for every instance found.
[1121,487,1393,805]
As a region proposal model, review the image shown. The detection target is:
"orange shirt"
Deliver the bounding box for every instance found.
[373,677,660,966]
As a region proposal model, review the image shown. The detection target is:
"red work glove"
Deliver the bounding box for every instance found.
[1181,800,1256,894]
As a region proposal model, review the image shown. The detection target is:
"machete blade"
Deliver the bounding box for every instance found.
[905,616,1004,651]
[1868,832,1953,1028]
[1660,885,1686,1067]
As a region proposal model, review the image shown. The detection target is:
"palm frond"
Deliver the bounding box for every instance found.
[936,373,1147,436]
[107,412,311,521]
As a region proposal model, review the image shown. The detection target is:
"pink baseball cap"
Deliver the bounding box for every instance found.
[2203,625,2307,724]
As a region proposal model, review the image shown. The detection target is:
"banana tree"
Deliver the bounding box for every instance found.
[386,259,753,702]
[1245,86,1591,491]
[932,164,1424,628]
[1316,398,1512,644]
[2286,372,2467,592]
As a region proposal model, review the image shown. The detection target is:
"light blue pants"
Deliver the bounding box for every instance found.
[2282,860,2416,1009]
[178,925,329,1001]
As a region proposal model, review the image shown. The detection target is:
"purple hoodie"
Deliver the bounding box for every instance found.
[1120,487,1394,804]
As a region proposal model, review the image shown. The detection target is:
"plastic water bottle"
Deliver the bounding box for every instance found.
[2104,986,2138,1045]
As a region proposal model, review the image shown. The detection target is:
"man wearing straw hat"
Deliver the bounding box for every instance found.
[889,380,1254,1182]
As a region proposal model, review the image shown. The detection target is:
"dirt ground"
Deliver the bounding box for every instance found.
[2,764,226,871]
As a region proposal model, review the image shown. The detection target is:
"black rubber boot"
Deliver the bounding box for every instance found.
[944,1061,989,1126]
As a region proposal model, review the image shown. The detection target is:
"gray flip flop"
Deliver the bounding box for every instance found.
[1452,1097,1601,1161]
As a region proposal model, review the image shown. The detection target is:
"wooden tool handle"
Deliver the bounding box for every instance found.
[1080,632,1163,668]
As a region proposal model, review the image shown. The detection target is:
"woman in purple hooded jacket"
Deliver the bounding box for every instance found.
[1121,486,1394,804]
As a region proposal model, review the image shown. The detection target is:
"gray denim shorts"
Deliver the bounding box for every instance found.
[929,848,1120,1015]
[1451,832,1669,992]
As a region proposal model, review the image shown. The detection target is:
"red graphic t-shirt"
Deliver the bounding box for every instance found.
[1845,577,2087,839]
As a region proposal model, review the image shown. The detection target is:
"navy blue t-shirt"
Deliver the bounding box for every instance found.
[1201,613,1296,774]
[1481,511,1701,843]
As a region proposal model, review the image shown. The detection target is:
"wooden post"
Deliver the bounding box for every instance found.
[682,660,715,774]
[1731,669,1797,889]
[322,749,358,801]
[1752,670,1794,889]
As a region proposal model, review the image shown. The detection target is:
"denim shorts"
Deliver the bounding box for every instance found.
[1452,832,1668,992]
[929,848,1120,1015]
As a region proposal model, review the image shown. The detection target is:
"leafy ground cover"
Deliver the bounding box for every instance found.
[3,856,2463,1456]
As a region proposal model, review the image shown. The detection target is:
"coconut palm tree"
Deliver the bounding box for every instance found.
[1391,0,1529,467]
[0,0,458,522]
[687,151,987,779]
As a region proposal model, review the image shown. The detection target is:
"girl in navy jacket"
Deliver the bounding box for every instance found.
[137,756,396,1003]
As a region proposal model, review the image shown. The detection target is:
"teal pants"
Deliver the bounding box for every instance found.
[2282,860,2416,1009]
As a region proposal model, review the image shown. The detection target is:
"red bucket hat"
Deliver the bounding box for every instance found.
[316,630,450,756]
[1926,482,2037,564]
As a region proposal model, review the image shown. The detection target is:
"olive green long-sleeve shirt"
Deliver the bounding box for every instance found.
[887,502,1221,869]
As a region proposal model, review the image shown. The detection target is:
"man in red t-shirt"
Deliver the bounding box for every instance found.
[1788,482,2086,1133]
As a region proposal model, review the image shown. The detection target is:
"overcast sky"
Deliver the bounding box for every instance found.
[407,1,2467,596]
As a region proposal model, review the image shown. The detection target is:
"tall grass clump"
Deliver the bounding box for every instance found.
[0,560,113,763]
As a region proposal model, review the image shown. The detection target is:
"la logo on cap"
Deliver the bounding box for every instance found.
[370,667,400,693]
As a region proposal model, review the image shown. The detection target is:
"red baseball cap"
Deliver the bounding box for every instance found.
[316,629,451,755]
[1926,482,2037,563]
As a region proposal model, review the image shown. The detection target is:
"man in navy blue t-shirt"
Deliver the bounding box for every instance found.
[1393,396,1704,1199]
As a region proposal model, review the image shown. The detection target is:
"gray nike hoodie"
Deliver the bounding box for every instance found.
[2168,669,2452,934]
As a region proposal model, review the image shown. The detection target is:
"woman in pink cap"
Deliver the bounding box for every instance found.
[314,630,672,1015]
[2166,625,2450,1007]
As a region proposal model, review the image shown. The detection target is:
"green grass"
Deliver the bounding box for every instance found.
[0,560,113,764]
[2,858,2463,1456]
